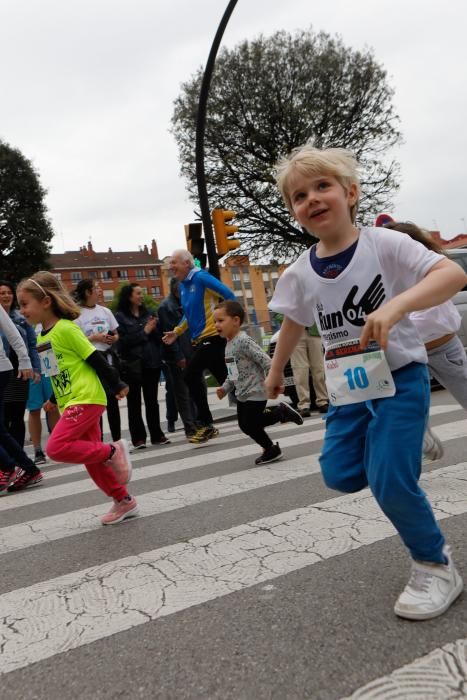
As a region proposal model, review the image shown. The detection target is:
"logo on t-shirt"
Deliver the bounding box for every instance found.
[342,274,385,326]
[52,369,72,398]
[317,274,386,343]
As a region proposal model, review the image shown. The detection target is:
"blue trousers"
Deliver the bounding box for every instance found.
[319,362,445,564]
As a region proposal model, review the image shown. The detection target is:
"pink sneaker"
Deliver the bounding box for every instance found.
[101,496,139,525]
[0,467,20,495]
[105,439,132,485]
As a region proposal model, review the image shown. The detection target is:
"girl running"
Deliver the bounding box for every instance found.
[17,272,139,525]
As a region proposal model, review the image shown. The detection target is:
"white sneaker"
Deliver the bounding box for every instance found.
[422,426,444,462]
[394,546,463,620]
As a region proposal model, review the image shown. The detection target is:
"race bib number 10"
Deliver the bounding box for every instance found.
[324,339,395,406]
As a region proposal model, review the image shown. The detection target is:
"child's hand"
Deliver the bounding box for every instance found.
[360,299,405,350]
[43,399,56,412]
[116,385,129,400]
[17,368,33,380]
[264,369,284,399]
[216,387,226,400]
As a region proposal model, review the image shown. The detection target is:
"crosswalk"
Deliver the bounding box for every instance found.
[0,397,466,698]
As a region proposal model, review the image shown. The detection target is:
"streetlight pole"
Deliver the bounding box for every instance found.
[195,0,239,278]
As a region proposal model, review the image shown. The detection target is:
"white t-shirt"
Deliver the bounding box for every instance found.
[75,305,119,352]
[410,300,461,343]
[269,227,444,371]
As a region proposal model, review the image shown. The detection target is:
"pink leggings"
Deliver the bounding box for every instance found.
[47,404,128,501]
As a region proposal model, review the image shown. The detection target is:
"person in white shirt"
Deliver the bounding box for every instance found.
[385,221,467,410]
[265,142,467,621]
[74,279,121,441]
[384,221,467,460]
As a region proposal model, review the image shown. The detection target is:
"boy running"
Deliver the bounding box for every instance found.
[266,143,467,620]
[214,301,302,464]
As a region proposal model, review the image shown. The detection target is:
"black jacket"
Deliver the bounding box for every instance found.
[115,307,163,369]
[158,293,193,363]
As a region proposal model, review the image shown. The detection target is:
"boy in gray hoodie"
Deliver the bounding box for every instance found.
[214,301,302,464]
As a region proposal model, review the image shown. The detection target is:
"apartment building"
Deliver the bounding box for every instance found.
[50,240,164,303]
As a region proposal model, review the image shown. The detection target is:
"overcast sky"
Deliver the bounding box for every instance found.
[1,0,467,258]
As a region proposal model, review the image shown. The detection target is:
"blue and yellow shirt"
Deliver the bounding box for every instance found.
[174,268,235,342]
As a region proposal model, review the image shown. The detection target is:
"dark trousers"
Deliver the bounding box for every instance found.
[4,400,26,446]
[164,363,197,435]
[236,400,282,450]
[0,371,35,472]
[99,392,121,442]
[184,335,227,426]
[127,367,164,445]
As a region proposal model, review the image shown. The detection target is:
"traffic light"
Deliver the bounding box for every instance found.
[212,208,240,257]
[184,223,207,268]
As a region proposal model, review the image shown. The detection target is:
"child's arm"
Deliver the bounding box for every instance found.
[361,258,467,350]
[241,335,272,373]
[265,317,305,399]
[85,351,128,398]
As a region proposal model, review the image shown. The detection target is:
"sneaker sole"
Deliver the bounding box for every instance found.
[255,453,283,465]
[101,504,139,526]
[394,577,464,620]
[283,404,304,426]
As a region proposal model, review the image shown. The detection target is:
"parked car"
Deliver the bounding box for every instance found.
[268,249,467,397]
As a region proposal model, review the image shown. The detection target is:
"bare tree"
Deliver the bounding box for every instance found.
[172,29,401,260]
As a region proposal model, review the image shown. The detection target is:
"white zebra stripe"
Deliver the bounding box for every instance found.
[1,417,465,514]
[342,638,467,699]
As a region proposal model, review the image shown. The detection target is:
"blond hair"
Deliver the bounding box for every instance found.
[17,271,81,320]
[275,143,361,223]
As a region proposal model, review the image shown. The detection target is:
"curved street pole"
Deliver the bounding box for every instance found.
[195,0,239,278]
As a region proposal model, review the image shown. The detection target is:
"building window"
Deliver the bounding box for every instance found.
[151,286,161,296]
[234,289,243,298]
[233,280,242,290]
[101,270,112,281]
[103,290,114,301]
[71,271,82,282]
[245,289,253,298]
[148,268,158,279]
[231,271,241,282]
[87,270,97,279]
[54,273,62,281]
[136,269,146,279]
[271,271,279,279]
[262,272,269,282]
[117,270,128,280]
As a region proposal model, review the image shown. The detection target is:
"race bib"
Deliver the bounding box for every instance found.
[36,341,60,377]
[91,319,109,335]
[324,339,395,406]
[226,356,239,381]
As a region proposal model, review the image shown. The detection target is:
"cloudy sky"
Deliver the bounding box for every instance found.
[1,0,466,258]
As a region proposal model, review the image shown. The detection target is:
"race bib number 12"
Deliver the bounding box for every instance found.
[324,339,395,406]
[36,341,60,377]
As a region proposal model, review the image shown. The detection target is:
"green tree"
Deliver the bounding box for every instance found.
[0,140,54,281]
[172,28,401,260]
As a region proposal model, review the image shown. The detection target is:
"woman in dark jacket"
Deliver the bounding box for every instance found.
[115,284,169,449]
[0,280,41,445]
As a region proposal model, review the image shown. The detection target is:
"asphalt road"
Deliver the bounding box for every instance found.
[0,389,466,699]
